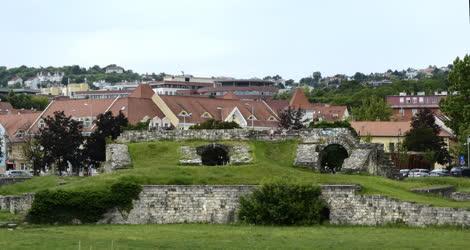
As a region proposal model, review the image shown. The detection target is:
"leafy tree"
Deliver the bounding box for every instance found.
[85,111,128,166]
[22,135,45,176]
[353,72,367,82]
[352,96,392,121]
[404,109,450,165]
[189,119,241,129]
[37,111,85,175]
[278,107,306,130]
[312,71,322,84]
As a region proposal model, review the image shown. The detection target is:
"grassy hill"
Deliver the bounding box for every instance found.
[1,140,470,208]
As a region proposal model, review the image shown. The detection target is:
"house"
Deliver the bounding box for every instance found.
[7,77,23,86]
[63,83,90,96]
[71,90,132,99]
[0,112,41,173]
[150,81,214,96]
[187,86,279,100]
[386,92,446,121]
[24,77,41,89]
[153,93,279,130]
[37,71,64,83]
[286,88,349,122]
[351,120,455,168]
[105,65,124,74]
[163,75,218,84]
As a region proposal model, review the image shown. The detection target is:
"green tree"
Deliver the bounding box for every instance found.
[37,111,85,175]
[85,111,129,166]
[403,109,450,165]
[278,107,306,130]
[351,96,392,121]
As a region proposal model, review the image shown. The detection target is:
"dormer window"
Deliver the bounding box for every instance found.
[201,112,212,119]
[179,110,189,116]
[268,116,277,121]
[38,119,45,128]
[247,115,257,120]
[16,130,25,138]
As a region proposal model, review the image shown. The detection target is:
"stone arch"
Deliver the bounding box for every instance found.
[196,144,230,166]
[318,144,349,173]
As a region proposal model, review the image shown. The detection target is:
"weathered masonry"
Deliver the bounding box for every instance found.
[3,185,470,227]
[115,128,394,177]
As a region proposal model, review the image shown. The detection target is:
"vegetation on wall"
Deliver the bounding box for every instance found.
[27,180,142,224]
[190,119,241,129]
[238,182,329,225]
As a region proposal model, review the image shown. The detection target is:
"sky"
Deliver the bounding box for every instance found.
[0,0,469,80]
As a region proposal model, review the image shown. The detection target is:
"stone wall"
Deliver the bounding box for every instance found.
[321,185,470,227]
[0,193,34,214]
[102,144,132,172]
[0,177,31,187]
[451,192,470,201]
[98,185,255,224]
[179,143,252,165]
[117,128,356,143]
[3,185,470,227]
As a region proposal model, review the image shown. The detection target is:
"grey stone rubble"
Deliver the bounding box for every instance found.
[411,185,456,197]
[451,192,470,201]
[179,143,252,165]
[321,185,470,227]
[117,128,394,177]
[0,193,34,214]
[102,144,132,172]
[0,177,31,187]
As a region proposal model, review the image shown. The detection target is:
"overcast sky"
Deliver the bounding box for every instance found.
[1,0,469,80]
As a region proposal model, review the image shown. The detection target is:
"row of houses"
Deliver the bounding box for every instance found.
[0,83,456,173]
[0,85,347,173]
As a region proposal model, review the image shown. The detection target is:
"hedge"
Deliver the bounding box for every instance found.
[27,181,142,224]
[238,183,329,225]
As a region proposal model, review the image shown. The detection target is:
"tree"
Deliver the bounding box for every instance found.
[22,135,45,176]
[278,107,306,130]
[37,111,85,175]
[352,96,392,121]
[404,108,450,165]
[312,71,322,84]
[85,111,128,166]
[353,72,367,83]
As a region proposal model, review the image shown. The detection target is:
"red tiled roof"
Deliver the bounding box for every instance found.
[289,88,311,109]
[351,121,452,138]
[0,112,41,141]
[159,95,278,126]
[129,84,155,99]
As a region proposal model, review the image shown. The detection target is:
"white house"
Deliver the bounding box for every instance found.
[7,77,23,86]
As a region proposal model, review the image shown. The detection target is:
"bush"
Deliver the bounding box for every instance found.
[310,120,358,137]
[190,119,241,129]
[27,180,142,224]
[238,183,329,225]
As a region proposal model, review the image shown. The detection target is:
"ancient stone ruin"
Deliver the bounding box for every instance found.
[114,128,394,177]
[180,143,252,166]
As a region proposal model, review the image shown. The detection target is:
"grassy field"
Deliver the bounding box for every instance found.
[1,140,470,208]
[0,224,469,249]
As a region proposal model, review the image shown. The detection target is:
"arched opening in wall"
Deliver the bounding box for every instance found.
[199,144,230,166]
[320,144,348,173]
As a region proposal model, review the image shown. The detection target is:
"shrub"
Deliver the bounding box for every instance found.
[310,120,358,137]
[190,119,241,129]
[238,183,329,225]
[27,180,142,224]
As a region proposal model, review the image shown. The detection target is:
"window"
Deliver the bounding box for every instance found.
[179,110,189,116]
[412,97,417,104]
[201,112,212,119]
[399,97,404,103]
[20,163,27,170]
[38,119,45,128]
[247,115,257,120]
[412,109,418,116]
[388,143,395,152]
[399,108,405,116]
[268,116,277,121]
[406,97,411,104]
[419,97,424,103]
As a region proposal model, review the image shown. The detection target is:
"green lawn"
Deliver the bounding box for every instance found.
[1,140,470,208]
[0,224,468,249]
